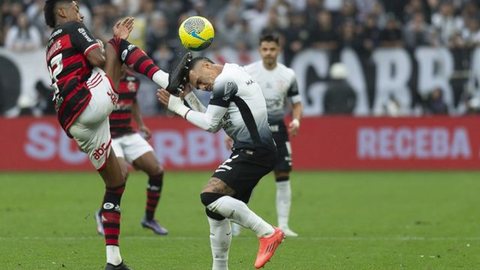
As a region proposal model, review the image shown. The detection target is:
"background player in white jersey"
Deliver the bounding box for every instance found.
[157,54,285,270]
[231,33,303,237]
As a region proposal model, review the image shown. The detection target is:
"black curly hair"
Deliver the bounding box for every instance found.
[44,0,74,28]
[259,33,280,45]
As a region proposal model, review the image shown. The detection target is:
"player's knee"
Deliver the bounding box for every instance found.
[153,163,164,175]
[144,163,163,176]
[200,192,224,207]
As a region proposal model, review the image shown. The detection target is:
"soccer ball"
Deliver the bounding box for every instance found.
[178,16,215,51]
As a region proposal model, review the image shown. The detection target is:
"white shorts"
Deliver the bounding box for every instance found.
[68,68,118,170]
[111,133,154,164]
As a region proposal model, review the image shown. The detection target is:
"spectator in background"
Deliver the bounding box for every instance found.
[145,12,174,57]
[5,13,42,52]
[355,0,378,23]
[216,7,243,47]
[91,13,112,42]
[261,7,286,36]
[462,17,480,48]
[152,42,175,70]
[26,0,50,37]
[380,0,406,23]
[2,2,23,30]
[378,15,403,47]
[243,0,269,40]
[308,9,339,51]
[359,13,380,53]
[158,0,186,26]
[335,0,357,27]
[324,62,356,114]
[403,12,433,49]
[282,11,309,65]
[424,87,449,115]
[128,0,155,50]
[403,0,431,23]
[431,1,462,45]
[338,18,363,51]
[303,0,324,29]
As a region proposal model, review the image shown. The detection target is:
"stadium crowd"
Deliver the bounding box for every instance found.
[1,0,480,116]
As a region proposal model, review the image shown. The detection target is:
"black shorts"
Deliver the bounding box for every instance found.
[270,122,292,172]
[212,147,276,203]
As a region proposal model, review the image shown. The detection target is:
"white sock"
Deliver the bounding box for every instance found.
[276,180,292,228]
[152,70,169,88]
[208,217,231,270]
[207,196,274,237]
[106,245,122,265]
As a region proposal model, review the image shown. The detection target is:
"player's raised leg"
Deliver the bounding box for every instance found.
[107,38,169,88]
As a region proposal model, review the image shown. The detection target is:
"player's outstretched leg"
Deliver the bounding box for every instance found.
[275,174,298,237]
[201,192,285,269]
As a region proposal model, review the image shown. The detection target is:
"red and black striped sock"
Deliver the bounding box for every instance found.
[108,37,160,80]
[145,173,163,221]
[101,184,125,246]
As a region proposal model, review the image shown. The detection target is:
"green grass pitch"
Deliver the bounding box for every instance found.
[1,171,480,269]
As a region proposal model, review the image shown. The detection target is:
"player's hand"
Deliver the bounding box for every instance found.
[96,39,105,55]
[113,17,134,40]
[157,88,190,118]
[139,125,152,140]
[288,119,300,137]
[224,135,234,150]
[157,88,170,107]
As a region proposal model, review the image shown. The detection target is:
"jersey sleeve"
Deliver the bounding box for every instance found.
[209,77,239,108]
[67,22,99,56]
[287,74,302,104]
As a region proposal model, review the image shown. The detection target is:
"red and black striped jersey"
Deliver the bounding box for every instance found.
[46,21,100,135]
[109,72,140,138]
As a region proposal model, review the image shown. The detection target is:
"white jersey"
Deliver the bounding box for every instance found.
[244,61,301,123]
[210,63,275,151]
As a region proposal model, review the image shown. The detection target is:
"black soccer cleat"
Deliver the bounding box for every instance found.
[105,262,131,270]
[166,51,193,96]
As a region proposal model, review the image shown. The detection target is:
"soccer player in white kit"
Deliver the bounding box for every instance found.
[157,54,285,270]
[232,33,303,237]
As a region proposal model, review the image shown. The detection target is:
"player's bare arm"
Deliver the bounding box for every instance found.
[288,102,303,136]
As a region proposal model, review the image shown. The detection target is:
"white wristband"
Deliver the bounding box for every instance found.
[168,95,190,118]
[152,70,169,88]
[291,118,300,128]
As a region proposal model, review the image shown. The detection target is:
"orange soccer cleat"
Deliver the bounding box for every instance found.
[254,227,285,269]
